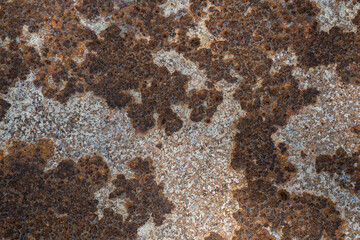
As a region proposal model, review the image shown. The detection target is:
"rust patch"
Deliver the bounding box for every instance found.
[233,181,344,240]
[0,0,46,40]
[232,66,319,184]
[0,0,75,40]
[0,139,173,239]
[81,24,190,134]
[76,0,114,19]
[229,66,344,238]
[315,148,359,194]
[34,6,97,103]
[0,41,41,93]
[204,231,225,240]
[110,157,174,227]
[0,99,10,121]
[188,89,223,123]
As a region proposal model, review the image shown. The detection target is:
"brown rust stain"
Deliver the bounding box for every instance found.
[188,89,223,123]
[315,147,360,194]
[0,139,173,239]
[110,157,174,227]
[34,6,97,103]
[0,0,54,40]
[0,41,41,94]
[81,24,190,134]
[204,231,225,240]
[0,98,11,121]
[76,0,114,19]
[233,181,344,240]
[232,66,319,184]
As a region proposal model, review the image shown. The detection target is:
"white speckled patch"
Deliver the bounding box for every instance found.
[312,0,360,32]
[153,50,209,92]
[275,65,360,240]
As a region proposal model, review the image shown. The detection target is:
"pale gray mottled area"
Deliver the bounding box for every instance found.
[312,0,360,32]
[160,0,189,17]
[275,65,360,240]
[153,50,209,92]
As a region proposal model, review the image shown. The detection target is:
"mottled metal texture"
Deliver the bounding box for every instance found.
[0,0,360,239]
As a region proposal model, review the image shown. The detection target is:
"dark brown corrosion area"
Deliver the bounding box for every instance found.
[316,146,359,194]
[0,139,173,239]
[1,0,360,239]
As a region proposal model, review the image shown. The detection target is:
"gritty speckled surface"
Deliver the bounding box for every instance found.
[1,0,360,239]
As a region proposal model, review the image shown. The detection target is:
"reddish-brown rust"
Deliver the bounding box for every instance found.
[204,232,225,240]
[316,147,359,194]
[0,99,11,121]
[0,139,173,239]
